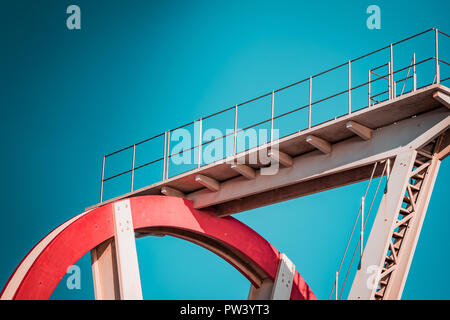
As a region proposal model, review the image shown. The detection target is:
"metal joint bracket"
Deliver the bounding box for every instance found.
[112,199,143,300]
[270,253,295,300]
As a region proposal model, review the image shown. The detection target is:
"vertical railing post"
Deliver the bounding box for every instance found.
[413,53,417,91]
[163,131,167,180]
[270,91,274,142]
[166,130,171,179]
[131,145,136,192]
[100,156,105,202]
[368,69,371,107]
[389,43,394,99]
[388,62,392,99]
[348,61,351,114]
[360,196,365,267]
[198,118,202,168]
[435,28,440,84]
[335,271,339,300]
[308,76,312,129]
[234,104,238,156]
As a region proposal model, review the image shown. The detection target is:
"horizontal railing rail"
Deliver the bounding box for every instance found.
[99,28,449,203]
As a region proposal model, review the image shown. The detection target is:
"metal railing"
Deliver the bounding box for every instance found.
[99,28,449,203]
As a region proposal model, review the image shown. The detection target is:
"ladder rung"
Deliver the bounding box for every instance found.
[409,184,420,192]
[411,171,425,179]
[392,231,404,239]
[400,207,411,215]
[375,291,384,298]
[416,150,433,159]
[380,280,388,286]
[403,196,411,204]
[414,159,425,166]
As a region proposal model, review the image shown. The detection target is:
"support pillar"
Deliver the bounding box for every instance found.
[91,199,143,300]
[348,150,416,300]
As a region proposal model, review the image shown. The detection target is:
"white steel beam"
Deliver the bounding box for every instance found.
[195,174,220,192]
[248,253,295,300]
[433,91,450,109]
[383,156,441,299]
[161,186,185,198]
[346,121,373,141]
[231,163,256,179]
[348,150,417,300]
[189,109,449,210]
[306,135,332,154]
[248,280,274,300]
[112,199,143,300]
[270,253,295,300]
[268,149,293,167]
[91,239,120,299]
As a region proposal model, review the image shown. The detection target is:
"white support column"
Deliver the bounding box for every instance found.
[91,199,143,300]
[91,239,120,300]
[383,156,441,299]
[247,253,295,300]
[271,253,295,300]
[113,199,143,300]
[348,150,417,300]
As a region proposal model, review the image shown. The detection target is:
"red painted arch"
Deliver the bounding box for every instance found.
[1,195,316,300]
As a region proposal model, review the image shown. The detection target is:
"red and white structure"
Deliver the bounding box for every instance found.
[1,28,449,300]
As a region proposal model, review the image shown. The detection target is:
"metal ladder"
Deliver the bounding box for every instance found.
[374,138,440,299]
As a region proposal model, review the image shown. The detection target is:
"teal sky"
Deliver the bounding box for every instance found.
[0,0,449,300]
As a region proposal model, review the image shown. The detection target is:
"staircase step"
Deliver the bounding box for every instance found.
[392,231,404,239]
[400,207,411,215]
[416,150,433,159]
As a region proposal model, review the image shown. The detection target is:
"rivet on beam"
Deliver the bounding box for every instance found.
[195,174,220,192]
[161,186,185,198]
[433,91,450,109]
[231,163,256,180]
[306,135,331,154]
[268,150,293,167]
[346,121,373,141]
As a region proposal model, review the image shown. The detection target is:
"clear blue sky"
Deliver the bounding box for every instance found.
[0,0,449,300]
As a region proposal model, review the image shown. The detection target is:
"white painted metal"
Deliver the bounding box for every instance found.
[191,109,449,210]
[306,135,332,154]
[270,254,296,300]
[248,280,274,300]
[161,186,185,198]
[112,199,143,300]
[231,163,256,179]
[348,150,417,300]
[195,174,220,192]
[433,91,450,109]
[91,239,120,300]
[383,156,441,299]
[268,149,293,167]
[346,121,373,141]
